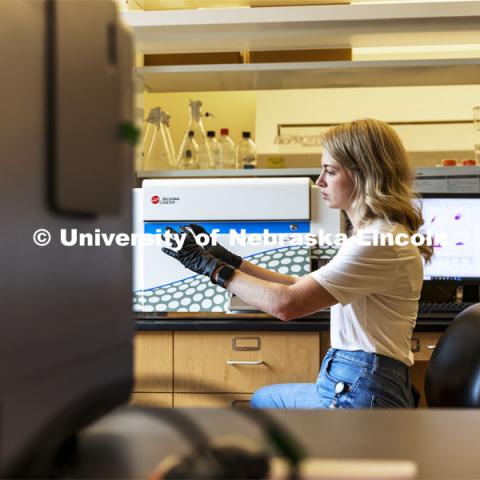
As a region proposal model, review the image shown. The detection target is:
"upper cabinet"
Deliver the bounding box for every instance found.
[134,58,480,92]
[121,2,480,92]
[122,2,480,54]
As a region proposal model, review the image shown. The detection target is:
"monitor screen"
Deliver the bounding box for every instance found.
[420,196,480,281]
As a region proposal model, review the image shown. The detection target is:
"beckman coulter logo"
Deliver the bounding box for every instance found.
[151,196,180,205]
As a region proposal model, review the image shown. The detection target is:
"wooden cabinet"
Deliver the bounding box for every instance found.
[130,392,173,408]
[174,394,251,408]
[321,331,442,363]
[133,331,173,392]
[174,332,320,393]
[410,332,442,408]
[132,331,320,407]
[410,332,441,362]
[320,331,331,361]
[410,361,430,408]
[132,329,442,408]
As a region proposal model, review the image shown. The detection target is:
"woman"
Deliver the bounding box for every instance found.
[162,118,433,409]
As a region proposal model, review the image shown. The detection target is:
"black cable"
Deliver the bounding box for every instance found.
[130,375,307,480]
[232,407,304,479]
[133,406,226,478]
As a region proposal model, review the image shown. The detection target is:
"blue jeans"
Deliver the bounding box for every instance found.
[251,348,415,409]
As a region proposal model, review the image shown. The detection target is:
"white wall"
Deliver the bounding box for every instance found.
[255,85,480,163]
[140,85,479,169]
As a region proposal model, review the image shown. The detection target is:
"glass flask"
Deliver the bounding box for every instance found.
[178,99,213,169]
[144,108,176,170]
[141,107,160,171]
[177,130,199,169]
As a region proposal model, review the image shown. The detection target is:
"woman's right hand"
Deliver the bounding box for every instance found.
[184,224,242,269]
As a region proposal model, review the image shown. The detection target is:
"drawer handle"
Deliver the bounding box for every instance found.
[232,336,261,352]
[231,399,251,407]
[427,344,437,350]
[411,338,420,353]
[227,360,265,366]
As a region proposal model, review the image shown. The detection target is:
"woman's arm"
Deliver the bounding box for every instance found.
[215,269,337,321]
[183,224,300,285]
[238,260,301,285]
[162,227,335,320]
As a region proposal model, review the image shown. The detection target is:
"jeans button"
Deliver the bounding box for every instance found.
[335,381,345,395]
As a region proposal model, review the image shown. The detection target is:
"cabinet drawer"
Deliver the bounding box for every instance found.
[174,332,320,393]
[174,394,251,408]
[134,332,173,392]
[411,332,442,361]
[130,392,173,408]
[320,332,330,360]
[410,362,429,408]
[321,331,442,363]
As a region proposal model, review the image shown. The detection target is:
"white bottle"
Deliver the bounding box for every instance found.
[177,130,199,169]
[206,131,222,169]
[218,128,236,169]
[474,142,480,164]
[236,131,257,169]
[473,106,480,164]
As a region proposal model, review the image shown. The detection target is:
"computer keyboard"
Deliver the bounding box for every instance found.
[418,302,475,314]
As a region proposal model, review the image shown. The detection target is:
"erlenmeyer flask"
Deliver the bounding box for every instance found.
[162,111,177,168]
[178,100,213,169]
[141,107,160,171]
[145,108,175,170]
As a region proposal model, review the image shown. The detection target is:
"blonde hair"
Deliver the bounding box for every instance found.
[322,118,433,263]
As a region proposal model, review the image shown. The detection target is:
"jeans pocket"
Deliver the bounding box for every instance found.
[371,394,403,409]
[362,371,406,400]
[356,374,411,409]
[319,357,364,408]
[324,356,363,385]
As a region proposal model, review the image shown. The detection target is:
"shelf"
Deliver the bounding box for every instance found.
[137,167,321,178]
[138,165,480,180]
[121,2,480,54]
[137,58,480,92]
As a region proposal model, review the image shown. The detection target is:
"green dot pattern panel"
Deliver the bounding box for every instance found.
[311,244,339,267]
[133,245,313,313]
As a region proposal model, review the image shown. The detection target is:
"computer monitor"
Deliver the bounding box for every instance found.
[420,195,480,283]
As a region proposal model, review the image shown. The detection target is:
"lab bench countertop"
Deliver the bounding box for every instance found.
[73,407,480,480]
[134,311,453,332]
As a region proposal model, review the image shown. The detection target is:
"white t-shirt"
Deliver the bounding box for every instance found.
[311,219,423,366]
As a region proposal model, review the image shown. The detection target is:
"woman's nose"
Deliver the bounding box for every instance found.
[316,174,326,187]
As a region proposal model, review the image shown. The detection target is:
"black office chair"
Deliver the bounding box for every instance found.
[425,303,480,407]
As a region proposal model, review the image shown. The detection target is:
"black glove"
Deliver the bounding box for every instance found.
[185,224,242,269]
[161,226,226,281]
